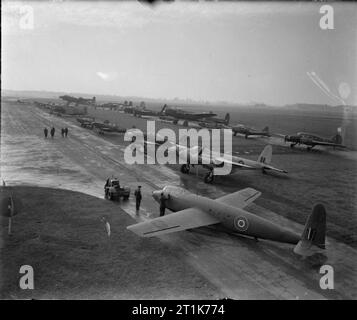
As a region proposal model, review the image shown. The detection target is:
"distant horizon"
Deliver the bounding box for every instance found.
[2,88,355,108]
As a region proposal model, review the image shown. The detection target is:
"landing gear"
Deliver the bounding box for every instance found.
[180,164,190,174]
[262,168,267,175]
[245,134,248,139]
[204,171,214,183]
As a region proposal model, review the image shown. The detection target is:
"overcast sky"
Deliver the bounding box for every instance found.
[2,1,356,106]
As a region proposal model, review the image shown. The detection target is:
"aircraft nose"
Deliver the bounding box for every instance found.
[152,190,161,202]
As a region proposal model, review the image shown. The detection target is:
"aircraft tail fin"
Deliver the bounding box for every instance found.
[160,104,168,115]
[225,113,230,125]
[294,204,326,257]
[92,97,96,103]
[331,127,344,145]
[257,145,272,164]
[262,126,269,134]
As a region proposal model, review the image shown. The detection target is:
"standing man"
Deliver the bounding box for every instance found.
[134,186,142,213]
[61,128,65,137]
[50,127,55,138]
[44,127,48,138]
[64,127,68,137]
[159,192,170,217]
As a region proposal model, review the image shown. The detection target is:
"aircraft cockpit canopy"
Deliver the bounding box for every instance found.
[162,186,188,197]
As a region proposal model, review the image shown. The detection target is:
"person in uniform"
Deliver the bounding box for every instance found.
[44,127,48,138]
[50,127,55,138]
[64,127,68,137]
[134,186,142,213]
[159,192,170,217]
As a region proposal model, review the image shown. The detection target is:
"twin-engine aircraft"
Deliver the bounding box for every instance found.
[231,124,270,139]
[59,95,96,106]
[127,186,326,257]
[282,128,346,150]
[178,144,287,183]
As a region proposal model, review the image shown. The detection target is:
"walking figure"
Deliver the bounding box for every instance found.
[61,128,65,137]
[44,127,48,138]
[64,127,68,137]
[159,192,170,217]
[50,127,55,138]
[134,186,142,213]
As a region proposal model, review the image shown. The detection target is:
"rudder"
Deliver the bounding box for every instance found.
[294,204,326,256]
[257,145,272,164]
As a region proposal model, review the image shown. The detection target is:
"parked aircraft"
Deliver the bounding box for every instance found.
[178,144,287,183]
[232,124,270,139]
[160,104,217,125]
[133,105,166,118]
[282,128,346,150]
[127,186,326,257]
[77,116,95,128]
[198,113,230,129]
[92,121,126,134]
[59,95,96,106]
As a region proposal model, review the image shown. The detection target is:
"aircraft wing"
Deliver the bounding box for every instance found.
[127,207,220,237]
[216,188,261,208]
[311,140,346,148]
[212,156,256,169]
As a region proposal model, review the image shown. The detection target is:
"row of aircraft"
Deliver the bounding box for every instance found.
[64,96,331,258]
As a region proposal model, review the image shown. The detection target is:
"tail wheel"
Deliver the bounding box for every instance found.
[204,172,214,183]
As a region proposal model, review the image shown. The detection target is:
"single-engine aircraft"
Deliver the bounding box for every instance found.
[59,95,96,106]
[232,124,270,139]
[282,128,346,150]
[160,104,217,125]
[127,186,326,257]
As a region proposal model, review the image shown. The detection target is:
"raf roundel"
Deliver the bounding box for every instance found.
[234,216,249,232]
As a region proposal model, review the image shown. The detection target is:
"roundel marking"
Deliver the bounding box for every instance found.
[234,216,249,232]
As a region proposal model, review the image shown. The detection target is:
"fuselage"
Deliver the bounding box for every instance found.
[153,189,300,244]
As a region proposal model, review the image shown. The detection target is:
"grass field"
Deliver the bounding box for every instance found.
[0,186,221,299]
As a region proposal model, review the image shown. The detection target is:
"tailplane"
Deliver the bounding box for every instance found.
[294,204,326,256]
[160,104,168,115]
[257,145,272,164]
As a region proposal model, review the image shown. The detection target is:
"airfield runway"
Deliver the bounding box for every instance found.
[1,101,357,299]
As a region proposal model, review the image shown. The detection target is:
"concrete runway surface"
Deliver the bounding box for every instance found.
[1,102,356,299]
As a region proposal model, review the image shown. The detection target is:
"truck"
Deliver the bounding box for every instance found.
[104,178,130,201]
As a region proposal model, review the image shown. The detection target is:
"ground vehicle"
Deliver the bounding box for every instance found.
[104,178,130,201]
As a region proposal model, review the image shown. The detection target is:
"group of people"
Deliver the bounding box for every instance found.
[134,186,169,217]
[43,127,69,138]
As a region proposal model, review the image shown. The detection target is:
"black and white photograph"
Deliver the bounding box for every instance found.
[1,0,356,303]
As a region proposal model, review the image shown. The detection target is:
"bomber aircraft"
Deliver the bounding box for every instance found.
[281,128,346,150]
[178,144,287,183]
[198,113,230,129]
[59,95,96,106]
[160,104,217,125]
[232,124,270,139]
[127,186,326,257]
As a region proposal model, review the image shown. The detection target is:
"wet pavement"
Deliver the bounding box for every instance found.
[1,101,356,299]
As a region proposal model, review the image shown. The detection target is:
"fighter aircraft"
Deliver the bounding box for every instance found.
[160,104,217,125]
[282,128,346,150]
[231,124,270,139]
[178,144,287,183]
[198,113,230,129]
[59,95,96,106]
[127,186,326,257]
[133,105,166,118]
